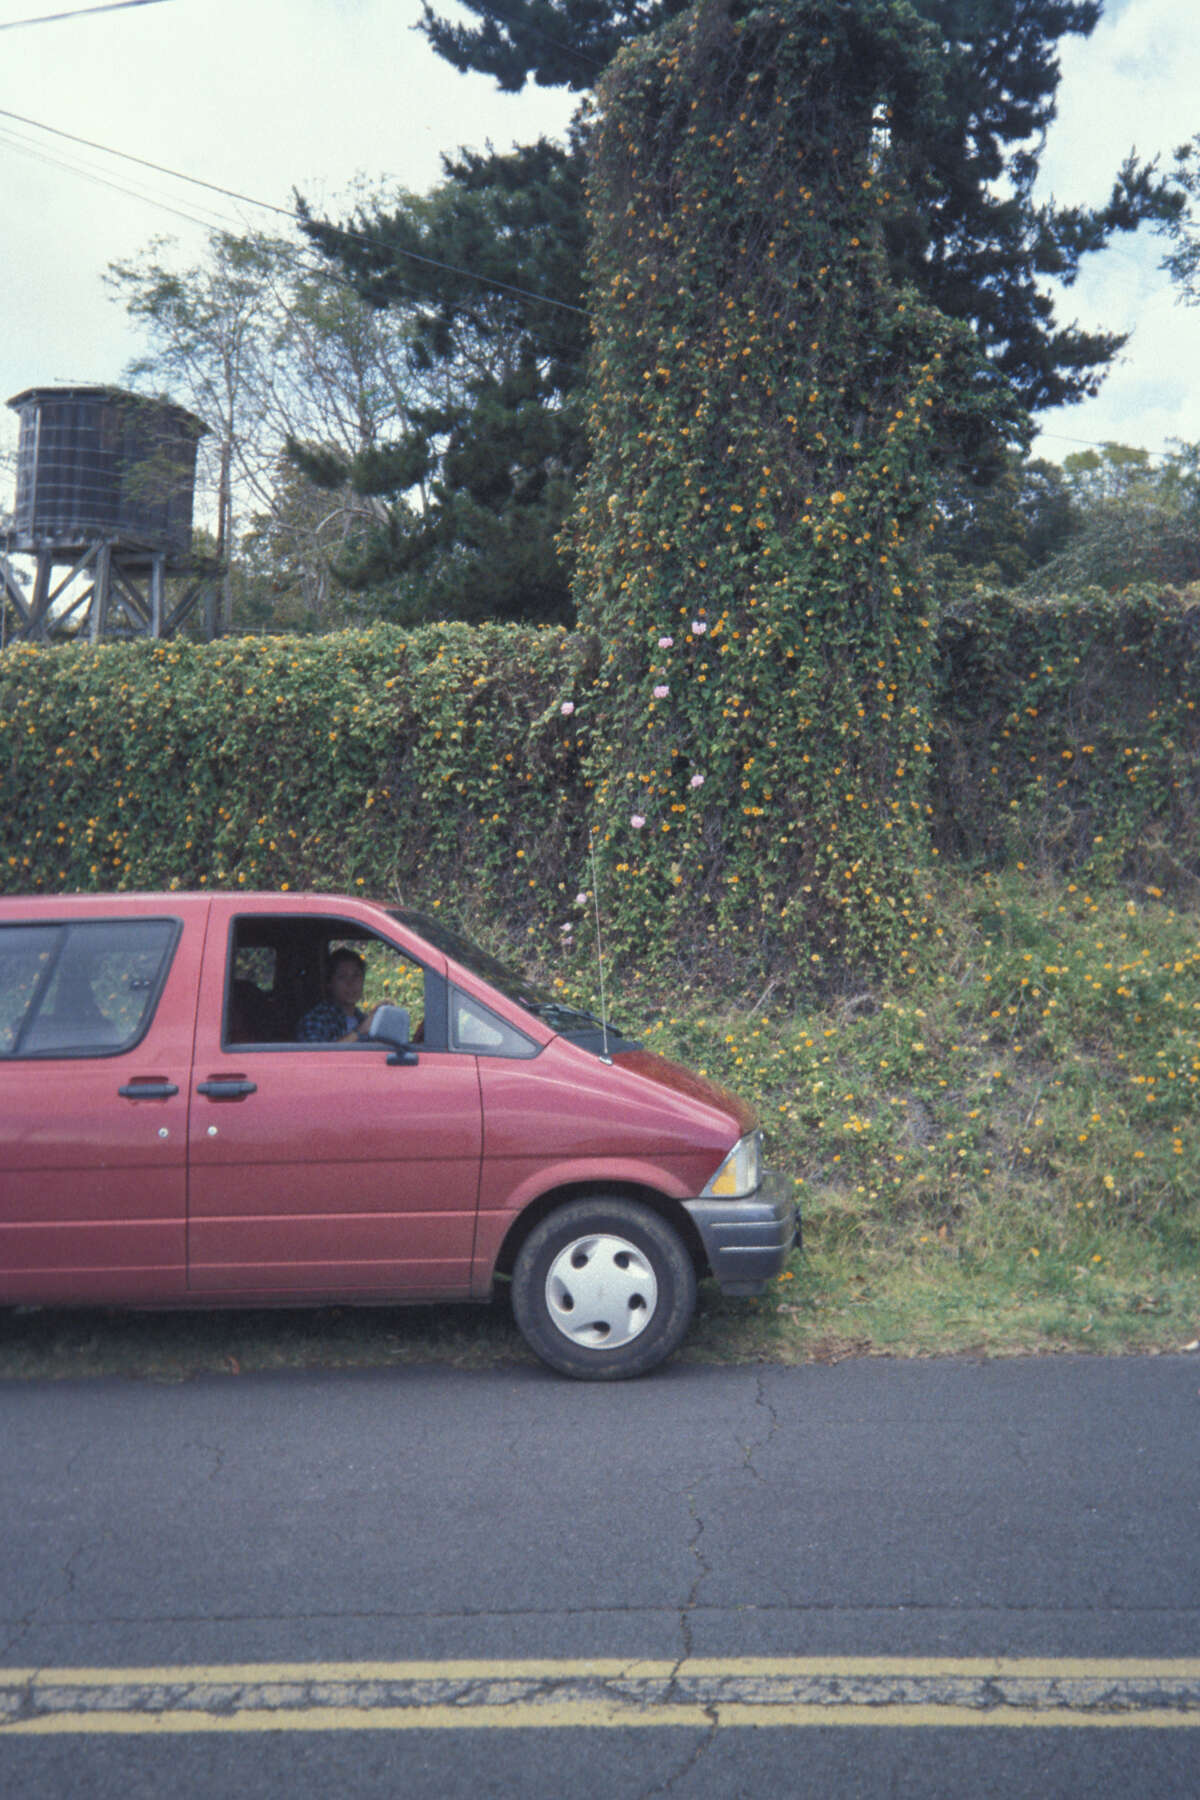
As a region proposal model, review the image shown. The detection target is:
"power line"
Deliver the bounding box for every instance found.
[0,0,172,29]
[1036,430,1185,462]
[0,118,530,350]
[0,121,241,236]
[0,103,589,319]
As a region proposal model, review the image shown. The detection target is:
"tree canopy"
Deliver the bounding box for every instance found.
[1162,132,1200,306]
[928,439,1200,597]
[106,221,432,632]
[418,0,692,91]
[290,0,1188,621]
[1021,441,1200,594]
[417,0,1182,414]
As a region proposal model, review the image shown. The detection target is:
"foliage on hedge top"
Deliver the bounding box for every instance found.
[932,584,1200,894]
[570,0,1009,973]
[0,625,596,923]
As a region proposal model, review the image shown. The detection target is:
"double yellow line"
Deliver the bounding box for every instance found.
[4,1656,1200,1734]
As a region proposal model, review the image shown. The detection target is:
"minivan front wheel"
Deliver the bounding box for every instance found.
[512,1197,697,1380]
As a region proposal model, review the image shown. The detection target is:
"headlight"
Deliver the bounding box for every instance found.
[702,1130,762,1198]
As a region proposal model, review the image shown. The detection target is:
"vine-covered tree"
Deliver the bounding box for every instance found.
[572,0,1001,966]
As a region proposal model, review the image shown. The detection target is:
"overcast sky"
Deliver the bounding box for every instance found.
[1,0,1198,486]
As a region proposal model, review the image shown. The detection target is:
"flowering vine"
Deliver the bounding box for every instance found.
[572,0,998,968]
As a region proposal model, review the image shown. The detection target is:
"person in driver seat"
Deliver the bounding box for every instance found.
[297,948,380,1043]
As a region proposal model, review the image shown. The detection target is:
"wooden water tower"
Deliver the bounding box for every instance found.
[0,385,218,643]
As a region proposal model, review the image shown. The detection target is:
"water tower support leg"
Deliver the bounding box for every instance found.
[0,557,32,636]
[150,554,165,636]
[51,583,96,633]
[108,563,150,633]
[28,554,55,639]
[163,574,210,636]
[40,543,102,638]
[89,544,112,644]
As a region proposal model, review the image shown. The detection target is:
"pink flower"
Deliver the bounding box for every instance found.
[653,684,669,699]
[630,814,646,829]
[560,701,575,716]
[575,891,589,907]
[691,618,707,634]
[658,635,674,649]
[690,773,705,789]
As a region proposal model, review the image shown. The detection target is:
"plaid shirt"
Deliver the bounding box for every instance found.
[296,1000,363,1043]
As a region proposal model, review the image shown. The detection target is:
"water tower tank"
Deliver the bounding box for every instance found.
[7,385,207,566]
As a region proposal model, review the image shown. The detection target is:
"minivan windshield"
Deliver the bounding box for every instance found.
[390,908,624,1040]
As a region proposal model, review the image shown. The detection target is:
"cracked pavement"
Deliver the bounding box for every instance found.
[1,1356,1198,1796]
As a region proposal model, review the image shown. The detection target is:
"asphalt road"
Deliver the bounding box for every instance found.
[1,1355,1198,1797]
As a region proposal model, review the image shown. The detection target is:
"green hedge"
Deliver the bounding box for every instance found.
[1,586,1197,961]
[931,584,1200,895]
[0,623,597,935]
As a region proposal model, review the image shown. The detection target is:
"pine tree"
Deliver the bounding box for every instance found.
[297,138,589,623]
[418,0,692,91]
[884,1,1179,412]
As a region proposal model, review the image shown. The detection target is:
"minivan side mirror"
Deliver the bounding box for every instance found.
[367,1004,418,1064]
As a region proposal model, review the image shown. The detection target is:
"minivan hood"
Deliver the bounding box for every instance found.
[610,1048,757,1136]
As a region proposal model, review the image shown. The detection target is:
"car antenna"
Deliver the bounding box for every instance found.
[588,832,612,1062]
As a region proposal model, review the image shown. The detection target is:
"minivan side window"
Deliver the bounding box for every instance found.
[225,916,430,1047]
[450,987,538,1058]
[0,919,179,1058]
[0,926,59,1056]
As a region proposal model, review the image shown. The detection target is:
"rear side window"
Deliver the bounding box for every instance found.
[0,918,179,1058]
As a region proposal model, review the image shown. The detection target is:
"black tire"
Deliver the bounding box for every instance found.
[511,1197,697,1380]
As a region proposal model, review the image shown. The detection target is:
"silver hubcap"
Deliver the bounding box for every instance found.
[544,1233,658,1349]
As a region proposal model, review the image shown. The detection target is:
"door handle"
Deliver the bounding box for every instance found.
[118,1080,180,1100]
[196,1079,258,1099]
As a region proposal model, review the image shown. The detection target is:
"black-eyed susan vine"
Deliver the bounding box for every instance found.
[0,624,597,915]
[0,589,1196,963]
[932,584,1200,889]
[569,0,1004,967]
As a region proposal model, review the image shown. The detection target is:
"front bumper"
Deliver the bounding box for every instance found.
[682,1171,800,1297]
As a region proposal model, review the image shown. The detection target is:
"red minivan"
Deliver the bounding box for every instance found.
[0,892,797,1378]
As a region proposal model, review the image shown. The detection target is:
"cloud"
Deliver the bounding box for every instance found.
[1040,0,1200,203]
[1031,0,1200,458]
